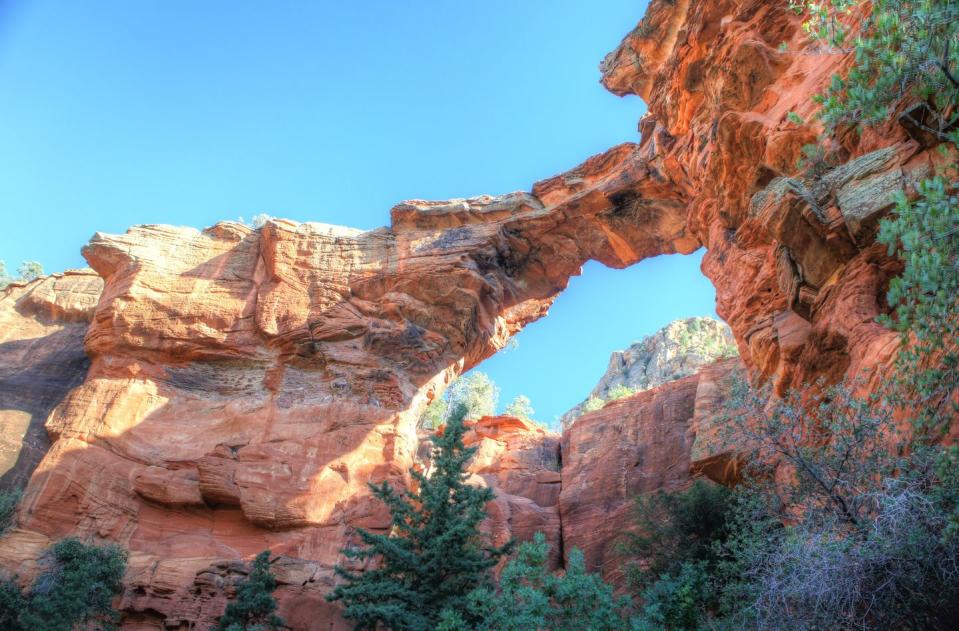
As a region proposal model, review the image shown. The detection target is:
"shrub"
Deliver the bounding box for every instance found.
[607,384,635,401]
[440,532,629,631]
[419,372,500,428]
[582,395,605,412]
[712,379,959,629]
[0,260,45,288]
[0,490,20,534]
[216,550,284,631]
[622,480,732,593]
[15,262,42,283]
[878,175,959,433]
[632,561,714,631]
[792,0,959,132]
[623,481,732,629]
[0,537,127,631]
[328,405,511,630]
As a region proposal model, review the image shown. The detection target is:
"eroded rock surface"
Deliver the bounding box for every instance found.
[0,139,697,629]
[601,0,934,393]
[0,270,102,487]
[463,416,563,570]
[0,0,935,627]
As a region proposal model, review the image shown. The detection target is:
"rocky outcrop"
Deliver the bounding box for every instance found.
[600,0,935,393]
[0,270,102,488]
[0,0,939,627]
[559,357,741,585]
[560,316,736,426]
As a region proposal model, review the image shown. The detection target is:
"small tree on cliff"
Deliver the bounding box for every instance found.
[328,404,512,630]
[216,550,284,631]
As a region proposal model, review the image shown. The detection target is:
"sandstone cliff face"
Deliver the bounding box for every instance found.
[601,0,929,394]
[0,0,927,627]
[560,357,740,584]
[560,316,736,426]
[0,270,102,488]
[463,416,562,570]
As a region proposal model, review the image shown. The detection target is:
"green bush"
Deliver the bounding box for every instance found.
[878,175,959,432]
[622,480,732,593]
[439,532,629,631]
[0,260,45,289]
[582,395,605,413]
[711,380,959,629]
[607,384,636,401]
[0,537,127,631]
[504,395,535,421]
[0,490,21,534]
[215,550,284,631]
[791,0,959,131]
[631,561,714,631]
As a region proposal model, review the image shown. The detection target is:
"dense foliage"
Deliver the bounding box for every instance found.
[215,551,285,631]
[790,0,959,131]
[437,533,629,631]
[878,174,959,430]
[621,4,959,625]
[0,538,127,631]
[328,404,511,630]
[420,372,502,428]
[715,380,959,629]
[623,481,733,630]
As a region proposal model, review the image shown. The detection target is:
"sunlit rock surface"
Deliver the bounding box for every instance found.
[0,0,941,627]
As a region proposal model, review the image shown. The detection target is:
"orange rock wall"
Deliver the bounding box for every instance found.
[0,271,103,488]
[0,0,935,628]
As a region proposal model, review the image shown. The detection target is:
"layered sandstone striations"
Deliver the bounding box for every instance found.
[0,142,697,629]
[560,316,736,426]
[464,416,562,569]
[0,0,930,627]
[600,0,936,392]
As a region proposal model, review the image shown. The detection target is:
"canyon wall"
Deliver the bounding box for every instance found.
[0,0,937,628]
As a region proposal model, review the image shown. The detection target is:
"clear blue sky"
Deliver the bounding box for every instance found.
[0,0,718,423]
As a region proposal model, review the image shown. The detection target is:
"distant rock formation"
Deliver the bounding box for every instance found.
[560,316,736,428]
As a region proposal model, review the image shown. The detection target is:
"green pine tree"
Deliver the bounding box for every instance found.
[216,551,285,631]
[327,404,512,630]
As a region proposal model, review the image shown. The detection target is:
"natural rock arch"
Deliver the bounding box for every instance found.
[0,0,927,627]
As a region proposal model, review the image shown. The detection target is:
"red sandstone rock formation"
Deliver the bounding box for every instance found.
[559,358,741,585]
[0,270,102,488]
[462,416,562,570]
[0,0,935,627]
[601,0,937,394]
